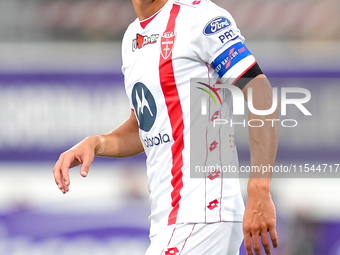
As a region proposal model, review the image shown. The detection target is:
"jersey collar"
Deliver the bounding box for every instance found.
[139,0,169,29]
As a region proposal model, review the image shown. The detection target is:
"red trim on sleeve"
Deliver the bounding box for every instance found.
[158,4,183,226]
[232,61,257,85]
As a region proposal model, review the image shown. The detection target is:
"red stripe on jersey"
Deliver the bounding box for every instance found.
[158,3,183,226]
[232,60,257,85]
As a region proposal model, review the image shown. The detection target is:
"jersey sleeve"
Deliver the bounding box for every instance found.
[190,1,258,85]
[121,26,136,111]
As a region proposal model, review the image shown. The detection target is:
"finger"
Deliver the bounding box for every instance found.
[60,154,74,188]
[53,155,66,193]
[269,227,279,248]
[252,232,262,255]
[260,230,271,255]
[70,158,82,169]
[244,233,254,255]
[80,155,91,177]
[60,171,69,193]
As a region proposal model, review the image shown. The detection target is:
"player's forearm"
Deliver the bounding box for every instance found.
[247,117,278,195]
[79,111,144,158]
[94,112,144,158]
[95,131,143,158]
[248,109,278,177]
[243,75,279,192]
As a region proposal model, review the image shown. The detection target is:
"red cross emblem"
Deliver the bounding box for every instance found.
[161,32,176,59]
[207,199,219,210]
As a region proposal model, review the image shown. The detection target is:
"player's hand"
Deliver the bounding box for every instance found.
[53,136,98,194]
[243,185,278,255]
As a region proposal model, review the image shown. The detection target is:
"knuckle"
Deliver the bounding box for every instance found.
[245,247,252,253]
[262,237,269,244]
[253,246,261,253]
[267,221,275,229]
[59,152,66,159]
[262,241,269,248]
[53,172,60,180]
[254,250,261,255]
[54,173,61,180]
[243,225,251,232]
[260,222,267,230]
[251,224,260,231]
[62,150,73,159]
[55,181,62,189]
[61,167,68,174]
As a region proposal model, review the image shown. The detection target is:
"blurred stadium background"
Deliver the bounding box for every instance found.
[0,0,340,254]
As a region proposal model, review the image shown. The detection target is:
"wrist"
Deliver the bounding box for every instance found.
[84,136,103,155]
[94,135,106,155]
[247,178,271,197]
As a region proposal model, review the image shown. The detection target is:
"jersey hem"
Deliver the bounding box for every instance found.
[151,213,244,236]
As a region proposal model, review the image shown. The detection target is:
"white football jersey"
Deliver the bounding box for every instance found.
[121,0,256,236]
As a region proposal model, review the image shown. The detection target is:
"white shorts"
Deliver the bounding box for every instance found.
[145,222,243,255]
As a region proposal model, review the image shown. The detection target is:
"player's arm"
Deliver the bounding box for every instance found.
[242,74,279,255]
[53,110,144,194]
[189,4,278,253]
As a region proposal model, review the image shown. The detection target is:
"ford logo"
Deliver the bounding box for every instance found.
[203,16,231,35]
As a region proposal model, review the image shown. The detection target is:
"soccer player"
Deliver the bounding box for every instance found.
[53,0,279,254]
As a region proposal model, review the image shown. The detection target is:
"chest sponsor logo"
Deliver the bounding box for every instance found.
[132,33,159,52]
[203,16,231,35]
[160,32,176,59]
[131,82,157,132]
[143,133,170,148]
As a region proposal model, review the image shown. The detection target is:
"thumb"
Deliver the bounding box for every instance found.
[80,156,91,177]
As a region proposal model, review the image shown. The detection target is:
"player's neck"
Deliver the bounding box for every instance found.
[132,0,168,21]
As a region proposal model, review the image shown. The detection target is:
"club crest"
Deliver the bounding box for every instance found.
[160,32,176,59]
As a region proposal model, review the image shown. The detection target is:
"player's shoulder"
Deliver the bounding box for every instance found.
[174,0,230,15]
[175,0,234,26]
[124,18,140,36]
[175,0,235,35]
[174,0,212,9]
[121,18,139,55]
[122,18,140,45]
